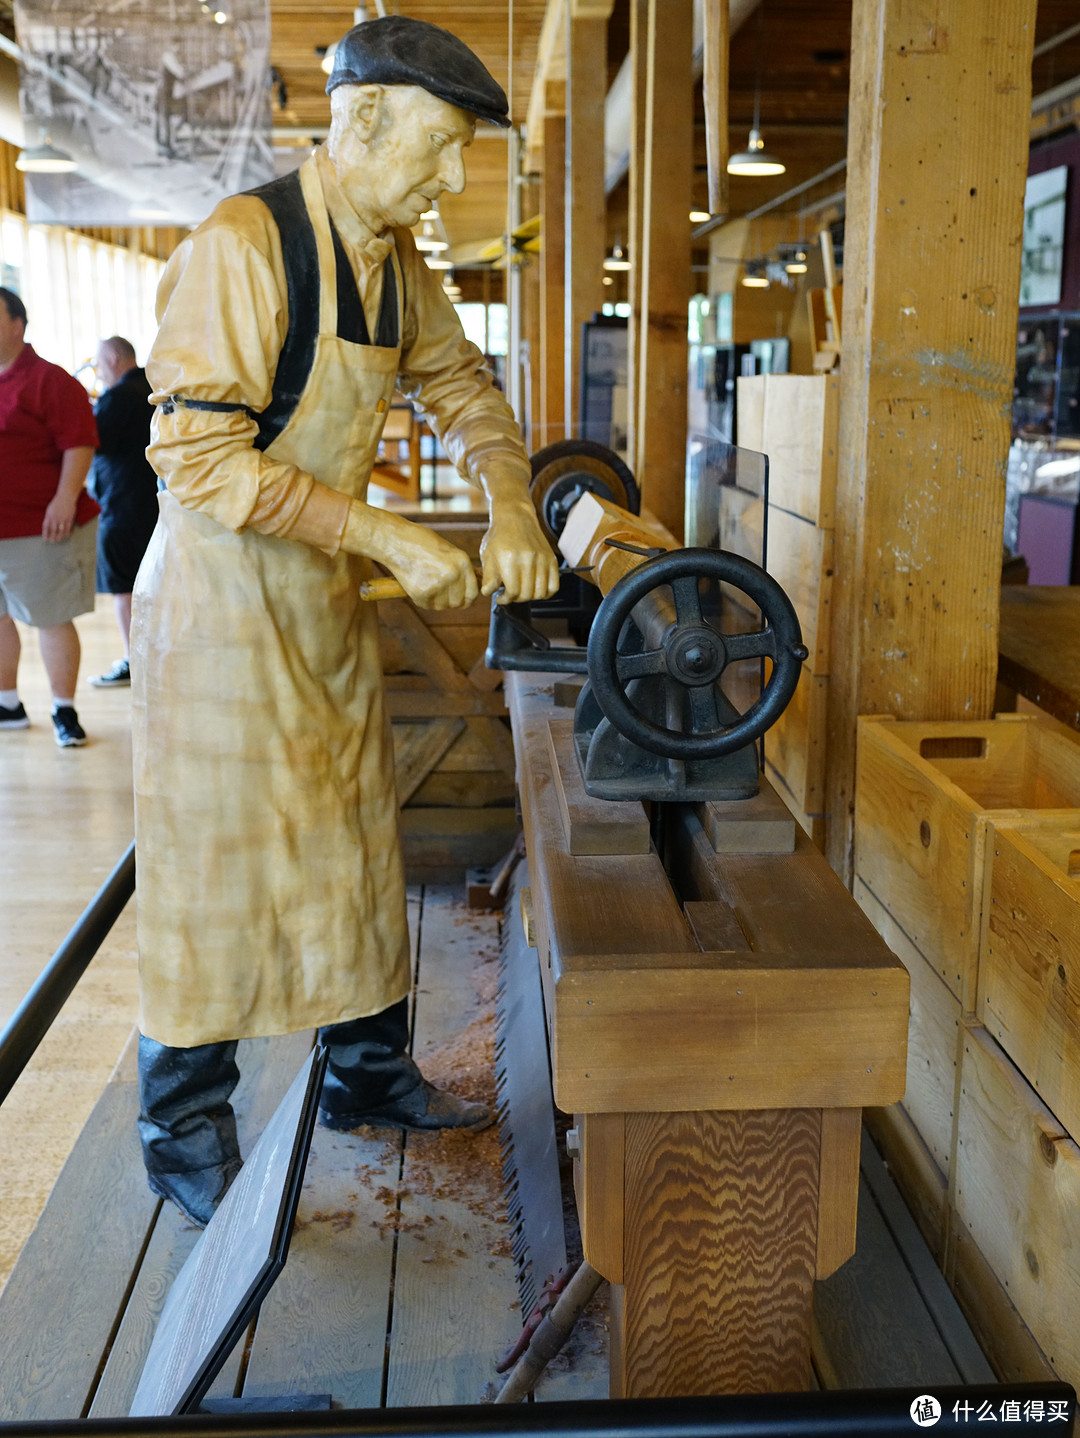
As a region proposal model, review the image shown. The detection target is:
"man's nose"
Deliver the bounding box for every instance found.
[438,147,466,195]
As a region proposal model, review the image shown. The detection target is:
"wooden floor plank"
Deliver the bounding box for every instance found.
[813,1172,963,1388]
[859,1131,994,1384]
[87,1033,314,1418]
[387,887,521,1407]
[238,1121,402,1410]
[0,1076,156,1421]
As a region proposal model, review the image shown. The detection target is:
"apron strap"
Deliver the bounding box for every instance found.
[243,169,319,455]
[328,223,399,351]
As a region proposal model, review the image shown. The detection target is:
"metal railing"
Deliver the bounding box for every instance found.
[0,840,135,1108]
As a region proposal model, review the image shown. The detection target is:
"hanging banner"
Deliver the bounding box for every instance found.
[13,0,274,226]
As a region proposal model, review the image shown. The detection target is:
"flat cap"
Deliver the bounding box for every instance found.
[325,16,510,128]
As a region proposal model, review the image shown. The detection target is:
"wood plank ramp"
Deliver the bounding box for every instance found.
[0,885,993,1420]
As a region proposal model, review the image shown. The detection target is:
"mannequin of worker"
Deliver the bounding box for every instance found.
[132,16,560,1227]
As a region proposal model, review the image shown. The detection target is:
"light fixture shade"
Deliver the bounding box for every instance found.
[727,128,785,177]
[320,41,337,75]
[16,141,77,174]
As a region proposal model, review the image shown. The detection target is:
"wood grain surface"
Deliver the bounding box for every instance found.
[617,1108,820,1395]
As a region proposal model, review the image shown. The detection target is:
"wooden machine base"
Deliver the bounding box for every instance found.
[507,673,909,1398]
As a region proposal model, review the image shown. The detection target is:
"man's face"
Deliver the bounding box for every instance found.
[95,345,120,388]
[0,302,25,366]
[362,86,475,230]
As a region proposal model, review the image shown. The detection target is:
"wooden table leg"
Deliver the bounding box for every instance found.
[611,1108,822,1397]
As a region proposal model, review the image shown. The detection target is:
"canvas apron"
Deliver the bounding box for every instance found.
[132,157,411,1048]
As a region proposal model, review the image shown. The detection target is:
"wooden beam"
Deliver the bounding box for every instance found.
[625,0,648,476]
[634,0,693,540]
[565,8,608,430]
[525,0,568,174]
[825,0,1038,879]
[540,113,567,446]
[702,0,729,218]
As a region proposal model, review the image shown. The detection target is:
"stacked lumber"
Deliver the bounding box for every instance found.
[736,374,838,848]
[853,714,1080,1386]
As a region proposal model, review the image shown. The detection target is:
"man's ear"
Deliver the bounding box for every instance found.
[345,84,384,143]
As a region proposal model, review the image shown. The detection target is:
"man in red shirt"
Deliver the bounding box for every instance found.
[0,287,100,746]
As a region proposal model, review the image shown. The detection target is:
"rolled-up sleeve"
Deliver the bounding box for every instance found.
[394,230,530,487]
[145,203,350,555]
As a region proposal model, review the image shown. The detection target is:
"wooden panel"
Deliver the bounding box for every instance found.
[816,1108,861,1280]
[855,880,959,1177]
[616,1108,819,1396]
[539,113,566,449]
[765,761,827,851]
[683,900,751,953]
[825,0,1038,879]
[979,823,1080,1140]
[736,374,766,453]
[393,718,466,805]
[953,1026,1080,1385]
[576,1111,625,1282]
[761,374,839,528]
[553,954,909,1114]
[547,719,650,856]
[764,662,828,813]
[765,506,834,675]
[945,1223,1058,1386]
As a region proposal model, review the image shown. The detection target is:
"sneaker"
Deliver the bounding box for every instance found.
[0,702,29,730]
[52,706,87,748]
[90,658,130,688]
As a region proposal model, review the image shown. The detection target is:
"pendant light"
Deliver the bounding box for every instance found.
[16,137,77,174]
[727,4,785,178]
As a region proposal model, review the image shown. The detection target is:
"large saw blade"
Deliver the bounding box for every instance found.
[495,860,567,1316]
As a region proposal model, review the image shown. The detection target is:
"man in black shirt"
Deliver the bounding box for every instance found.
[89,336,159,686]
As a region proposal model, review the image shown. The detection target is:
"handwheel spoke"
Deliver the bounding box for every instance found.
[722,627,776,663]
[616,648,668,679]
[687,682,724,736]
[670,576,704,627]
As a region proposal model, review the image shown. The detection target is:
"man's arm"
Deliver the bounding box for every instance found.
[42,447,94,543]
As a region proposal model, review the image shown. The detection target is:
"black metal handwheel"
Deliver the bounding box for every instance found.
[586,548,808,761]
[529,439,640,549]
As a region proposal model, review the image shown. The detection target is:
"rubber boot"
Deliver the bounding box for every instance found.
[137,1035,243,1227]
[318,998,491,1134]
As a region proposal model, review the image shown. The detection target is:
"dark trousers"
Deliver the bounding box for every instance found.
[137,998,419,1181]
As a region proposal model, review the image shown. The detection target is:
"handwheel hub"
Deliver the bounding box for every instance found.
[666,625,727,686]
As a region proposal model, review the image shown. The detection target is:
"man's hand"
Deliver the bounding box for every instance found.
[343,503,478,610]
[479,498,560,604]
[42,491,78,543]
[43,445,94,543]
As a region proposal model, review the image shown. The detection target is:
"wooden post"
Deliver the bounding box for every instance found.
[565,2,610,433]
[540,108,567,447]
[825,0,1038,879]
[625,0,648,475]
[634,0,693,539]
[702,0,729,219]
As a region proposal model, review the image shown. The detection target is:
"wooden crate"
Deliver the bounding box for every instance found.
[953,1026,1080,1386]
[856,880,961,1181]
[736,373,766,452]
[854,715,1080,1011]
[979,818,1080,1140]
[766,506,833,675]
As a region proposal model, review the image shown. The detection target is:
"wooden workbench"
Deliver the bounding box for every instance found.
[507,671,910,1398]
[998,586,1080,732]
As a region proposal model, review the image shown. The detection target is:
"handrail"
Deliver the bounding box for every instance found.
[0,840,135,1108]
[0,1386,1074,1436]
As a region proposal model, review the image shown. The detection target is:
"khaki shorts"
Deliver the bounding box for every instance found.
[0,519,99,628]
